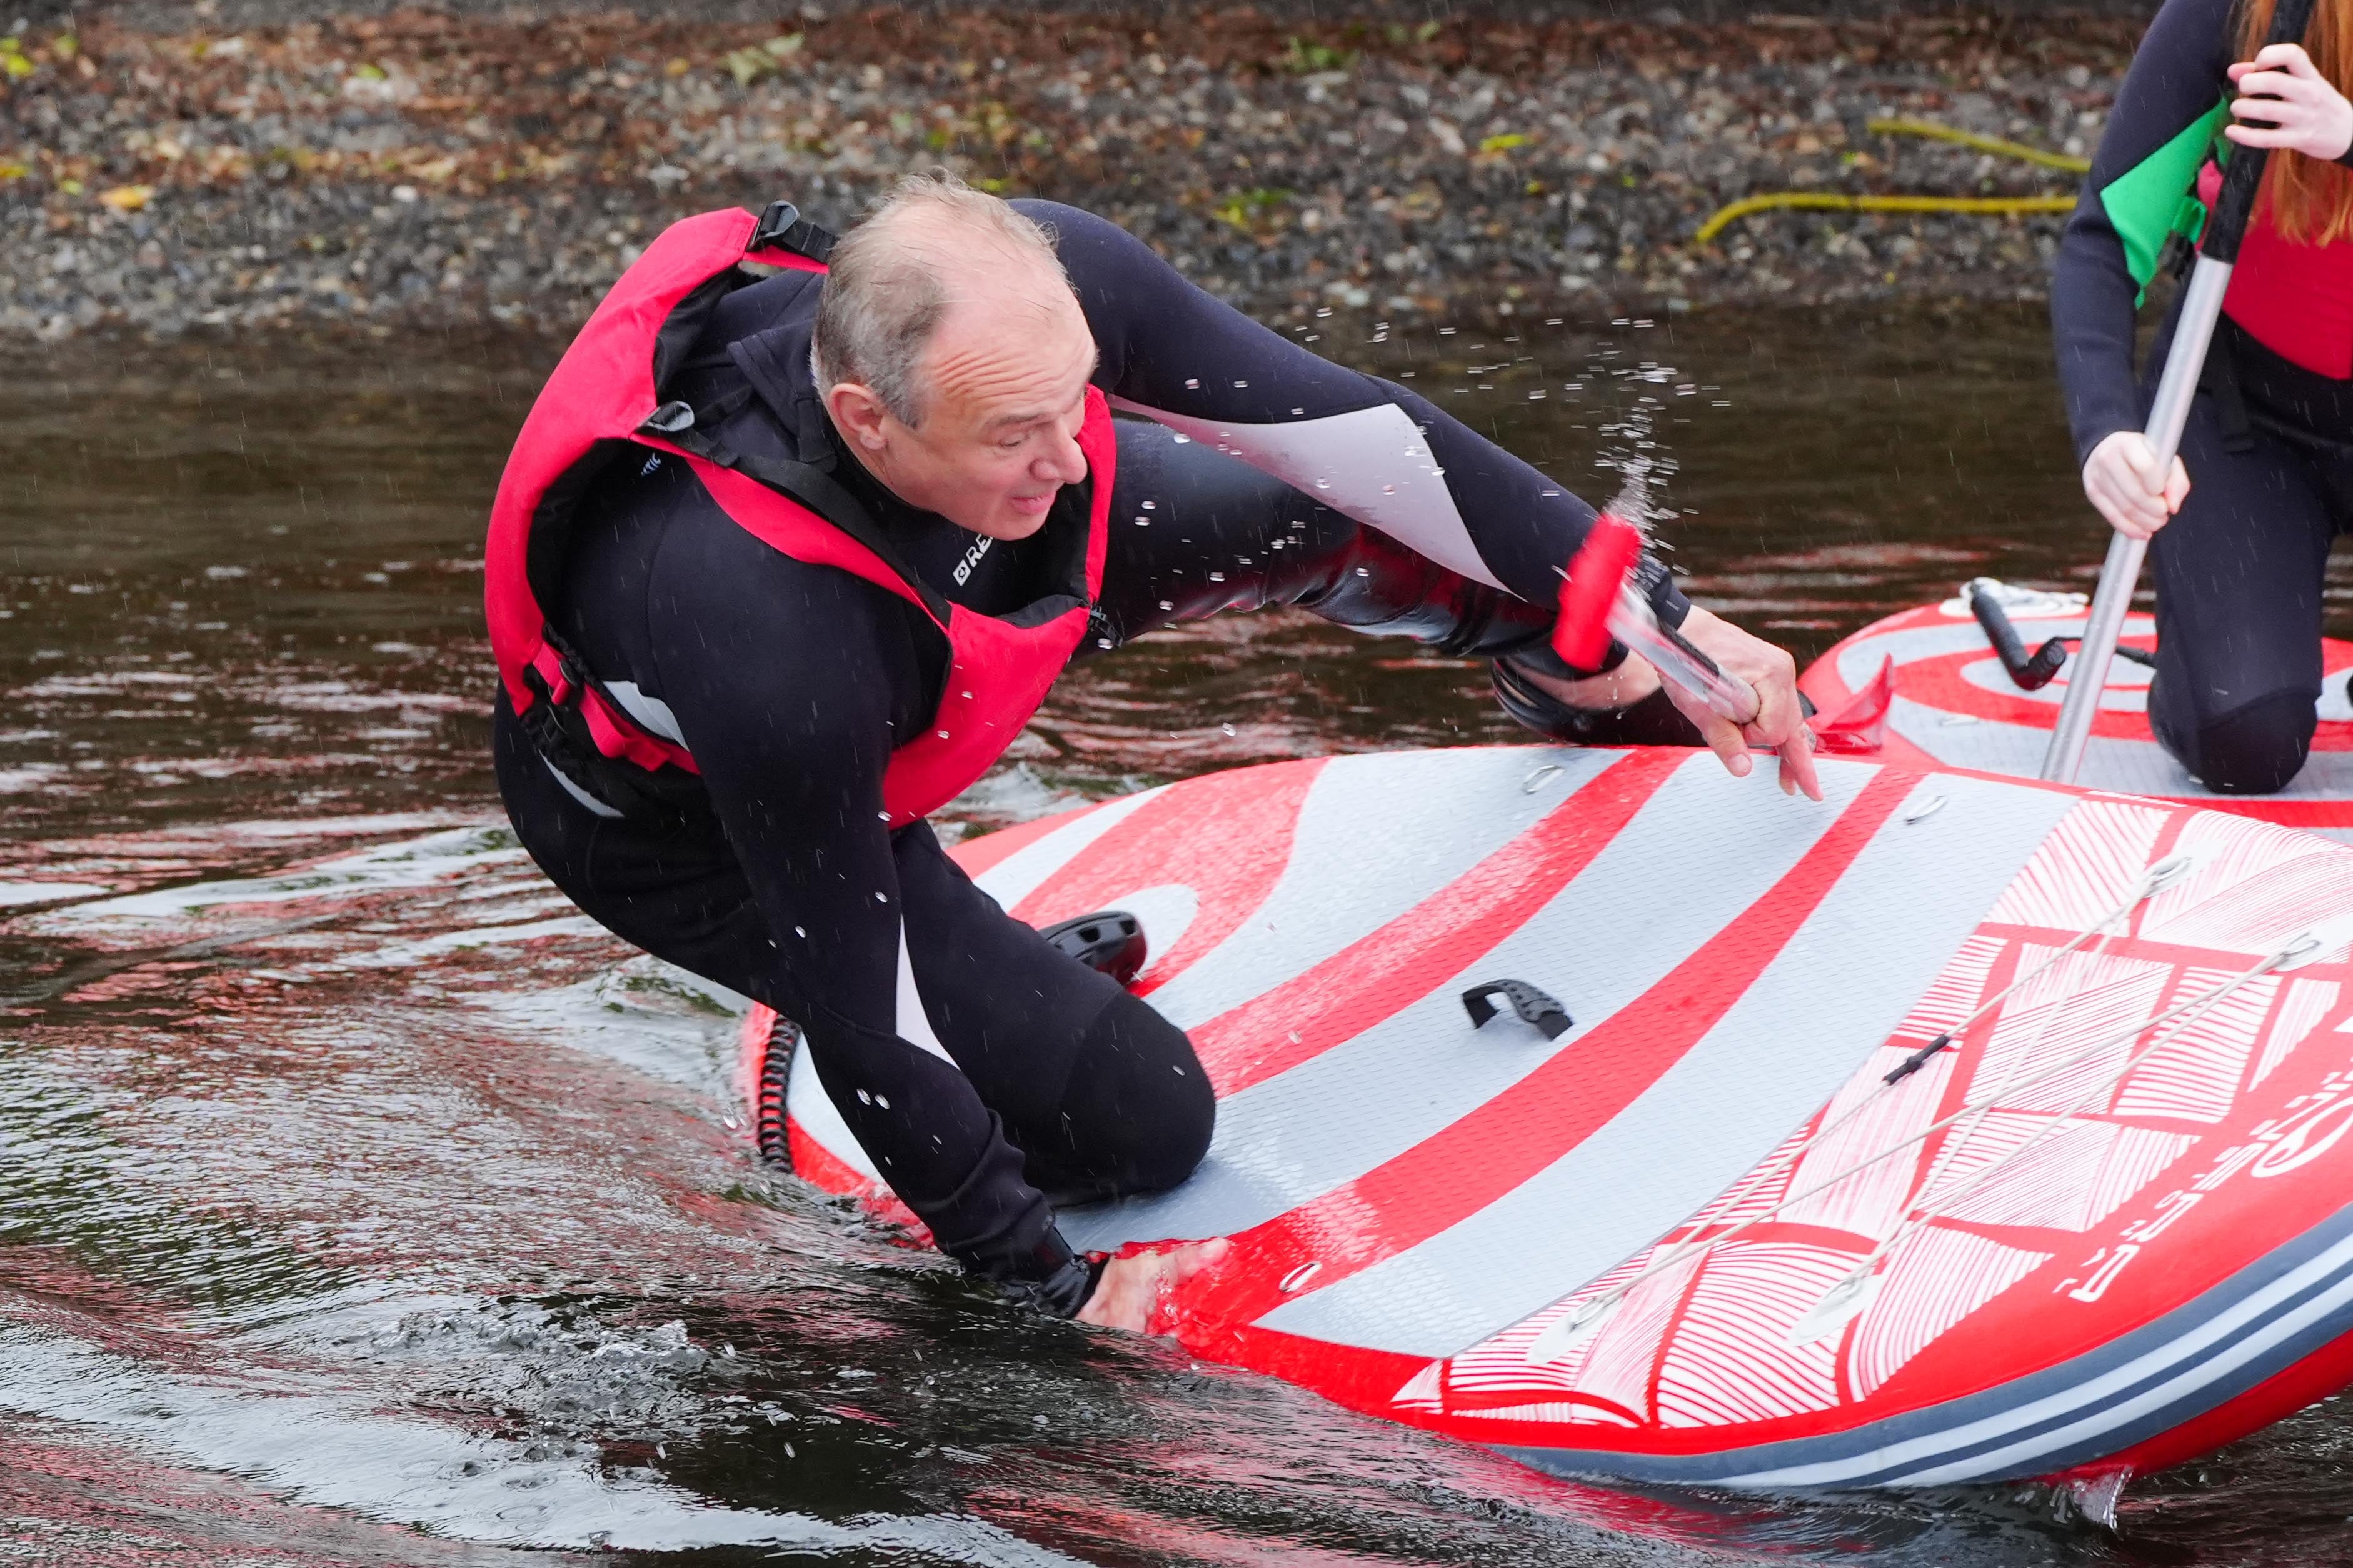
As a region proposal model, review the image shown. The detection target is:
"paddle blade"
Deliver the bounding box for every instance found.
[1553,512,1643,672]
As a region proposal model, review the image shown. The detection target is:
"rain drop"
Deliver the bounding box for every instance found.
[1221,722,1237,736]
[1381,483,1396,495]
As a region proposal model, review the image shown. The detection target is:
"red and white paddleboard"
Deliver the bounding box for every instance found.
[738,746,2353,1490]
[1797,584,2353,841]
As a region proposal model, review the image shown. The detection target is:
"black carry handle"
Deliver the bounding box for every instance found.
[1463,979,1573,1041]
[1969,583,2070,692]
[1038,909,1149,988]
[2205,0,2320,265]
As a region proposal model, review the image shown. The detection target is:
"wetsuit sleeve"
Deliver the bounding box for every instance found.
[1019,199,1689,661]
[638,496,1094,1313]
[2052,0,2235,466]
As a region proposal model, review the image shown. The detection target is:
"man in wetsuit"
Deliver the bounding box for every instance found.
[491,176,1820,1330]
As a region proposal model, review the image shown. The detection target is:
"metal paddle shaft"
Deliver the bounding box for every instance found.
[2042,0,2316,783]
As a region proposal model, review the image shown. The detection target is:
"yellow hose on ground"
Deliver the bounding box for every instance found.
[1865,117,2090,174]
[1693,192,2076,244]
[1692,116,2086,244]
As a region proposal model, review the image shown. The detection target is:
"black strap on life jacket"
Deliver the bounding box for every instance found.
[2197,326,2257,455]
[751,200,837,264]
[638,401,956,624]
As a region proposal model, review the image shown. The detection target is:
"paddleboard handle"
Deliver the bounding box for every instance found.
[1968,581,2069,692]
[1883,1031,1954,1086]
[1553,513,1761,725]
[1463,979,1573,1041]
[2042,0,2316,784]
[1038,909,1149,987]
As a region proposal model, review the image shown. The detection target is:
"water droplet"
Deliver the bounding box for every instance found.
[1157,598,1175,611]
[1141,501,1156,509]
[1207,571,1225,582]
[857,1088,872,1104]
[1221,722,1237,736]
[1291,407,1305,416]
[1382,483,1396,495]
[795,926,806,937]
[1232,379,1248,388]
[875,891,888,902]
[875,1093,891,1109]
[1314,478,1330,489]
[1185,377,1200,389]
[1172,434,1191,444]
[936,729,950,739]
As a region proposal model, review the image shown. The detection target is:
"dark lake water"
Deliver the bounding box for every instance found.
[5,305,2352,1566]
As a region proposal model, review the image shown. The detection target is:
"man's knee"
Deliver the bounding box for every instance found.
[1049,994,1215,1196]
[2177,689,2318,796]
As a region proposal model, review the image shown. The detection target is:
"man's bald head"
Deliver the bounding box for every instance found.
[812,174,1076,427]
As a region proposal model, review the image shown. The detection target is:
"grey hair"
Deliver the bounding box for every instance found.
[810,172,1068,427]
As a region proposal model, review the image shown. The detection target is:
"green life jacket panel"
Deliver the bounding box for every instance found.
[2099,96,2231,304]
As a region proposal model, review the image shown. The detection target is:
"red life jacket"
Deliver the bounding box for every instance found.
[2199,161,2353,379]
[484,201,1115,827]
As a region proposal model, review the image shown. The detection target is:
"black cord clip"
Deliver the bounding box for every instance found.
[1463,979,1572,1041]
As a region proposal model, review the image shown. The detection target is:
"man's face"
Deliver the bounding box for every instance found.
[843,271,1099,542]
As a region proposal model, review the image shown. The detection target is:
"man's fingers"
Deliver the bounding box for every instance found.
[1774,729,1825,801]
[1661,677,1752,777]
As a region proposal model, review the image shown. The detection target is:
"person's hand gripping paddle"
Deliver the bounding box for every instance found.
[1554,512,1824,801]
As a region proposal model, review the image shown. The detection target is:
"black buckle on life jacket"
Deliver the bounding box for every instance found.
[751,201,837,264]
[640,401,696,437]
[517,636,693,826]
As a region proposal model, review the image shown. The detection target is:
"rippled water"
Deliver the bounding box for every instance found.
[6,307,2353,1566]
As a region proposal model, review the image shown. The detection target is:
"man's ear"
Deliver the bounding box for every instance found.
[824,381,893,452]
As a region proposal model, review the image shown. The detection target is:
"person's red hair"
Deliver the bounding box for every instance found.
[2237,0,2353,242]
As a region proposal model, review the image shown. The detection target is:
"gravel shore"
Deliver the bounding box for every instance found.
[0,6,2145,339]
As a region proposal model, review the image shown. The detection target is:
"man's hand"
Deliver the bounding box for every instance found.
[1665,607,1824,801]
[2227,43,2353,161]
[2082,429,2190,541]
[1076,1237,1232,1332]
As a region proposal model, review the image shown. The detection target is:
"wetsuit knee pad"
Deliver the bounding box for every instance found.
[1033,995,1215,1201]
[2169,688,2318,796]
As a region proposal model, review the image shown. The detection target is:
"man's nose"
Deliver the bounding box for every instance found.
[1034,424,1088,486]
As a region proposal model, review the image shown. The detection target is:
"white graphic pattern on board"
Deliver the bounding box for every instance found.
[1403,798,2350,1437]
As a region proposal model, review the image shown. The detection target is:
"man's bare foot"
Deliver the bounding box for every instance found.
[1076,1237,1232,1332]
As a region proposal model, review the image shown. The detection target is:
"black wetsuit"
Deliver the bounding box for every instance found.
[2053,0,2353,794]
[494,201,1692,1313]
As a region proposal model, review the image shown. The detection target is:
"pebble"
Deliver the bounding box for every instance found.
[0,9,2140,341]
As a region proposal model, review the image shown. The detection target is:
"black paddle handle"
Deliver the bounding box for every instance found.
[2205,0,2319,265]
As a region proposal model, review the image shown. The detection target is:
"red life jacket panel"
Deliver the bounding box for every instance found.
[484,202,1114,828]
[2198,161,2353,379]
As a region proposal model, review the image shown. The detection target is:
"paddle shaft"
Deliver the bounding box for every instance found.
[2041,0,2315,784]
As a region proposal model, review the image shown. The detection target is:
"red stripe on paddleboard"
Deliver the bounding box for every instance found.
[1178,767,1922,1359]
[1193,749,1687,1095]
[946,799,1109,878]
[1013,757,1327,994]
